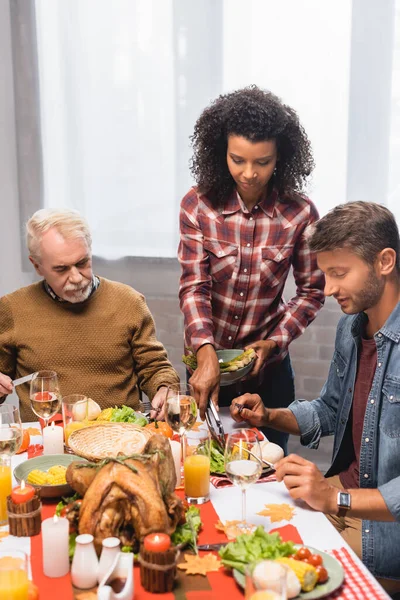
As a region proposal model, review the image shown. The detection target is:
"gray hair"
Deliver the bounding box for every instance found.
[308,201,400,271]
[26,208,92,262]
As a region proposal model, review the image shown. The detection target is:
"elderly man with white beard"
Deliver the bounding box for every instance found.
[0,209,179,421]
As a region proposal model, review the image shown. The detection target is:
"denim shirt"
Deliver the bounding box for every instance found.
[289,302,400,580]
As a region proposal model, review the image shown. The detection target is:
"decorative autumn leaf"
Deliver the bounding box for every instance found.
[177,552,221,576]
[256,503,295,522]
[215,519,255,539]
[191,421,205,432]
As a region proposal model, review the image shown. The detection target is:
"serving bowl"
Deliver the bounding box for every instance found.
[14,454,87,499]
[217,349,255,386]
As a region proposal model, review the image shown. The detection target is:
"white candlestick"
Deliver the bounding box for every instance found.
[42,515,70,577]
[43,422,64,455]
[169,439,181,486]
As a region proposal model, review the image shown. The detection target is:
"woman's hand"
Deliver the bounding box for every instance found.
[246,340,278,377]
[189,344,220,420]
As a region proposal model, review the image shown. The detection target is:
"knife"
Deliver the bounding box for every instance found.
[197,543,226,551]
[12,373,35,387]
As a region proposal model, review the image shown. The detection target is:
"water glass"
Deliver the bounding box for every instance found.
[184,429,211,504]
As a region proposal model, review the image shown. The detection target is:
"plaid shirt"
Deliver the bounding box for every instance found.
[178,187,325,361]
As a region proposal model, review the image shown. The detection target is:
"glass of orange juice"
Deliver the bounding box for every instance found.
[0,455,12,526]
[0,549,29,600]
[62,395,91,448]
[183,429,211,504]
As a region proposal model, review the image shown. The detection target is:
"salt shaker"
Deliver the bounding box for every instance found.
[97,537,121,584]
[71,533,99,589]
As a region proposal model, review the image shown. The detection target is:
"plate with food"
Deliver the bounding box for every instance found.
[230,541,344,599]
[208,438,282,476]
[14,454,88,499]
[183,348,256,386]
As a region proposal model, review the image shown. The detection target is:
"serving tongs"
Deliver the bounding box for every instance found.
[205,399,226,449]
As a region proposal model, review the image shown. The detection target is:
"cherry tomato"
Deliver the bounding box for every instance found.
[295,547,311,561]
[315,565,329,584]
[308,553,323,567]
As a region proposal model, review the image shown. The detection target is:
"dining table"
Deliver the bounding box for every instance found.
[1,409,390,600]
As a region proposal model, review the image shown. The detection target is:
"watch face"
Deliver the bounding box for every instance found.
[338,491,351,508]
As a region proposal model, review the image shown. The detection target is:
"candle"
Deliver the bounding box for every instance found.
[143,533,171,553]
[11,480,35,505]
[43,422,64,455]
[0,457,12,526]
[169,439,181,487]
[42,515,70,577]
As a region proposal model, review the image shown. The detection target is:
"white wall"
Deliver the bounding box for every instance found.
[0,1,36,299]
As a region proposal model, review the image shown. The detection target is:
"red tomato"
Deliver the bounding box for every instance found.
[308,553,323,567]
[315,565,329,584]
[295,547,311,561]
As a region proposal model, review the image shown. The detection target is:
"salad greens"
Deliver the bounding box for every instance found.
[219,526,295,574]
[171,506,202,552]
[55,493,80,517]
[199,440,225,474]
[110,405,149,427]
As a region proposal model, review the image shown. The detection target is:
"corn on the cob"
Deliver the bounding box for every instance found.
[276,558,318,592]
[27,466,67,486]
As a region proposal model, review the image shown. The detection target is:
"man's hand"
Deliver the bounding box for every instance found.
[246,340,278,377]
[189,344,220,420]
[275,454,338,514]
[150,386,168,421]
[0,373,13,397]
[230,393,269,427]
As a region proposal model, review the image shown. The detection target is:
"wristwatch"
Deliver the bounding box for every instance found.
[337,490,351,517]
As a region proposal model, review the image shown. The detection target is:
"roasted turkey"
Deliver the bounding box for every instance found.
[66,434,184,552]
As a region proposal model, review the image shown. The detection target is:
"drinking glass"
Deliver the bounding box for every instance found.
[0,406,23,525]
[245,561,287,600]
[0,405,23,456]
[0,549,29,599]
[165,383,197,462]
[62,394,90,448]
[30,371,61,429]
[224,429,263,530]
[183,429,211,504]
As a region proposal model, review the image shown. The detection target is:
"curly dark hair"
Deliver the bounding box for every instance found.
[190,85,314,206]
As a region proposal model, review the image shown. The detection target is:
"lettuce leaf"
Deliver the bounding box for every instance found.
[171,506,202,551]
[110,405,148,426]
[219,527,295,573]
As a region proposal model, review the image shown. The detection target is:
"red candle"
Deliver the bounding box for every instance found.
[11,480,35,504]
[143,533,171,552]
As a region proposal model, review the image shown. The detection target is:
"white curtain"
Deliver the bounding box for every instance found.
[34,0,398,259]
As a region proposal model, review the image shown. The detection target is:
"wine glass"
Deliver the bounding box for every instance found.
[30,371,61,429]
[165,383,197,462]
[224,429,263,531]
[0,406,23,526]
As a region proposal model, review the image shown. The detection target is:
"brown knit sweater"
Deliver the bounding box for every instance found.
[0,278,179,421]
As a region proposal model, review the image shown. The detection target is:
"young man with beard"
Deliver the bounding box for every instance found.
[0,209,179,421]
[230,202,400,592]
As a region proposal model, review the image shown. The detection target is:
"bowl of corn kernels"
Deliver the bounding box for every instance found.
[13,454,88,498]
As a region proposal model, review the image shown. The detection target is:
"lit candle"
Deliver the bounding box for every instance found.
[42,515,70,577]
[42,422,64,455]
[11,480,35,504]
[143,533,171,553]
[169,439,181,487]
